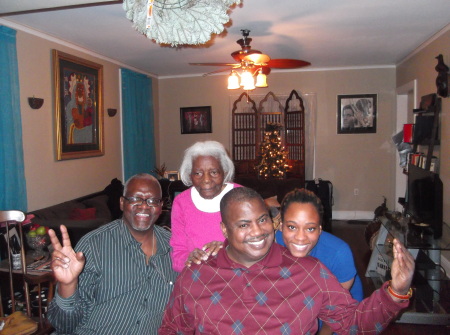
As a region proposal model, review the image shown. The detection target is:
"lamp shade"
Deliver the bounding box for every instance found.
[241,71,255,90]
[255,71,268,88]
[227,72,240,89]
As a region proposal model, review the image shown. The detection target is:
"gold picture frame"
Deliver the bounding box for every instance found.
[53,50,104,160]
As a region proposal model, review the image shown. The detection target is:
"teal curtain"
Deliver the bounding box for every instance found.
[121,68,156,181]
[0,26,27,211]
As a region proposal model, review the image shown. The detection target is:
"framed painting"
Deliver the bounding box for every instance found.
[180,106,212,134]
[164,171,180,181]
[337,94,377,134]
[53,50,104,160]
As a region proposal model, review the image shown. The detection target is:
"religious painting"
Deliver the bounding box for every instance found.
[337,94,377,134]
[180,106,212,134]
[53,50,104,160]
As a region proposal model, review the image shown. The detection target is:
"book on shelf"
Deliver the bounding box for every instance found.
[407,153,439,173]
[430,156,438,173]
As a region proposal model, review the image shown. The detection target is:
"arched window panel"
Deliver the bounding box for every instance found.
[231,90,306,182]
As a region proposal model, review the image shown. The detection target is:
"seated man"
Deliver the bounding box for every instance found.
[47,173,178,335]
[159,187,414,334]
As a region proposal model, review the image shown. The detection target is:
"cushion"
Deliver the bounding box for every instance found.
[69,207,97,220]
[82,195,112,220]
[33,201,86,220]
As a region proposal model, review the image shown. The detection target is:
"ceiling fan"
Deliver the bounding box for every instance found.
[189,29,311,90]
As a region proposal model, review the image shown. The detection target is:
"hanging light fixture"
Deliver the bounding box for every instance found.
[227,67,268,91]
[255,69,268,88]
[123,0,241,46]
[227,71,240,90]
[240,70,255,90]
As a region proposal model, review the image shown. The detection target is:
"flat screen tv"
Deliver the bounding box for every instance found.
[407,163,443,238]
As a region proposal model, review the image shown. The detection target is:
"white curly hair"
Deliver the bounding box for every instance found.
[179,141,235,186]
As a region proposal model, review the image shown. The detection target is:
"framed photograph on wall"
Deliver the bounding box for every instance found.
[164,171,180,181]
[337,94,377,134]
[180,106,212,134]
[53,50,104,160]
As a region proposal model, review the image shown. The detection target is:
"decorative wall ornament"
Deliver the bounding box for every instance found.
[123,0,241,46]
[435,54,449,98]
[28,97,44,109]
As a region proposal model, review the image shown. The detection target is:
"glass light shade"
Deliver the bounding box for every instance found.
[227,72,240,89]
[255,71,268,87]
[241,71,255,90]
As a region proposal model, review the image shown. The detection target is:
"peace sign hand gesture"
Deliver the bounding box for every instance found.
[48,225,86,298]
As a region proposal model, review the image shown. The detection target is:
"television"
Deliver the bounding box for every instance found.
[406,164,443,238]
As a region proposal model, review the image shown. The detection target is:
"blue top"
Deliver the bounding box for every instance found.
[275,230,364,301]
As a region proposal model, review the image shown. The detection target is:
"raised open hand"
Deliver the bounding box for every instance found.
[48,225,85,297]
[389,239,415,298]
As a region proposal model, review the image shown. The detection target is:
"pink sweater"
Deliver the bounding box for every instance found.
[169,183,240,272]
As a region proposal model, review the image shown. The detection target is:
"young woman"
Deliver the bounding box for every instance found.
[276,188,363,334]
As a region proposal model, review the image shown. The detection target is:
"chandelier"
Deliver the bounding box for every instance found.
[227,66,268,90]
[123,0,241,46]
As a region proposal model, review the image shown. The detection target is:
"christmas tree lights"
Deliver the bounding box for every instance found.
[256,122,290,179]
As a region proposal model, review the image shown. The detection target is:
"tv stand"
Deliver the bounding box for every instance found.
[365,214,450,325]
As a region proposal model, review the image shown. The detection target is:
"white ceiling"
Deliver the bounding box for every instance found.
[1,0,450,77]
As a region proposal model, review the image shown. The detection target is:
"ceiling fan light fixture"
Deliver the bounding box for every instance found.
[241,71,255,90]
[255,69,268,88]
[227,71,240,90]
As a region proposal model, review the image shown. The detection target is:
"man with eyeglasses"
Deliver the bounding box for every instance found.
[47,173,178,335]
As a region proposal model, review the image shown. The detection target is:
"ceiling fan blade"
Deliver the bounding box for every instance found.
[189,62,240,67]
[202,67,236,76]
[244,53,271,65]
[267,59,311,68]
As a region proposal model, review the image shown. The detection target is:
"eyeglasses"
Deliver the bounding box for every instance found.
[123,196,163,207]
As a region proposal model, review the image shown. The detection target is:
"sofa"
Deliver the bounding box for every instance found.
[28,178,124,246]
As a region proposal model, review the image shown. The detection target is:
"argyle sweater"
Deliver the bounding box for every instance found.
[159,242,408,335]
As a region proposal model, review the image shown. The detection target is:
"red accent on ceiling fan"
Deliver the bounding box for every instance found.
[267,59,311,68]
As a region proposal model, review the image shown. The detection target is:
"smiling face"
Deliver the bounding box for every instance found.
[221,197,274,267]
[281,202,322,258]
[120,177,162,233]
[191,155,225,199]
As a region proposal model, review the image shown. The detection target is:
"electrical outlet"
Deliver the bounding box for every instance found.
[354,188,359,196]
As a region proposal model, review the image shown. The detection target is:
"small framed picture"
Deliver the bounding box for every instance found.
[164,171,180,181]
[337,94,377,134]
[180,106,212,134]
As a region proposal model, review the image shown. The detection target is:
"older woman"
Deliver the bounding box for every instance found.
[170,141,240,272]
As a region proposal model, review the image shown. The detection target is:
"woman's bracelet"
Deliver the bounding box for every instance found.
[388,281,413,300]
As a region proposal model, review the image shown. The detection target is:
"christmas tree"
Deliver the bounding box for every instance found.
[256,122,290,179]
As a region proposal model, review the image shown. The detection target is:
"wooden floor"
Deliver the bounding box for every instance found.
[332,220,450,335]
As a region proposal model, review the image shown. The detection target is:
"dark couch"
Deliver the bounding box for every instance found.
[28,178,124,246]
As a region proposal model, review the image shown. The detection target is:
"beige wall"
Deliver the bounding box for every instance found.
[396,29,450,226]
[12,24,447,221]
[158,68,397,216]
[16,30,123,211]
